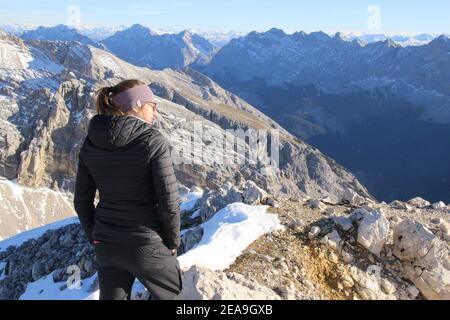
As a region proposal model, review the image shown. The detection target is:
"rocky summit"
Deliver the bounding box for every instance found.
[0,182,448,300]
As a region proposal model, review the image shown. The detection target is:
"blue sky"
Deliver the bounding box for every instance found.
[0,0,449,34]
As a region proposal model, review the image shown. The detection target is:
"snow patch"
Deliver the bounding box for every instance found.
[178,202,283,271]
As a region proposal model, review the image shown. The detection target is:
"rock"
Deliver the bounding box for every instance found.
[308,199,325,210]
[265,197,279,208]
[325,230,342,252]
[329,252,340,263]
[332,215,354,231]
[341,251,354,263]
[242,181,269,205]
[324,207,336,216]
[287,219,303,232]
[432,201,446,211]
[179,226,204,255]
[349,265,389,300]
[31,262,46,281]
[341,274,355,288]
[389,216,402,227]
[181,266,281,300]
[308,226,321,240]
[199,186,243,222]
[380,278,396,294]
[393,218,450,300]
[407,197,431,208]
[356,210,390,256]
[406,285,420,299]
[52,268,66,283]
[83,259,94,274]
[389,200,412,211]
[342,188,367,206]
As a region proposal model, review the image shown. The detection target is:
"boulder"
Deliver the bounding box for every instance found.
[349,265,394,300]
[407,197,431,208]
[393,219,450,300]
[431,201,446,211]
[332,215,354,231]
[355,210,390,256]
[308,226,321,240]
[342,188,367,206]
[242,181,269,205]
[324,230,342,252]
[199,185,243,222]
[181,266,281,300]
[179,226,204,255]
[389,200,412,211]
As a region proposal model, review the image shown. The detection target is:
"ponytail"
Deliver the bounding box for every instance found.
[95,79,147,115]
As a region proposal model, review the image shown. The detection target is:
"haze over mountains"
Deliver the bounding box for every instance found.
[1,23,449,204]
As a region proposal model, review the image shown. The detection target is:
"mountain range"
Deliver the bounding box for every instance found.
[2,24,450,202]
[0,30,370,239]
[201,29,450,202]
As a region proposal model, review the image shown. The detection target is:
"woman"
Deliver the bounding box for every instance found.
[73,79,182,300]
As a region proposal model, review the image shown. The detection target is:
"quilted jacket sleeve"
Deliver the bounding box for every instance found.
[148,132,181,249]
[74,152,97,243]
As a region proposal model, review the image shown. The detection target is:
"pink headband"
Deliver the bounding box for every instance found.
[112,85,155,112]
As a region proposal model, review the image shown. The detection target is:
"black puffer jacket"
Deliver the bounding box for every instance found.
[74,114,180,249]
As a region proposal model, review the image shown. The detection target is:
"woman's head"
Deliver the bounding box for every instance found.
[96,79,157,123]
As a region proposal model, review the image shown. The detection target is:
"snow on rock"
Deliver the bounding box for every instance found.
[180,187,203,213]
[393,218,450,300]
[178,203,283,271]
[0,217,79,252]
[353,209,390,256]
[181,265,280,300]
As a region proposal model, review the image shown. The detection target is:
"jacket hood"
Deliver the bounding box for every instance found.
[87,114,155,150]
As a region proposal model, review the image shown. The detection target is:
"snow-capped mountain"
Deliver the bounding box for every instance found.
[0,24,39,36]
[75,25,128,41]
[20,25,101,47]
[346,32,440,46]
[202,29,450,203]
[102,24,218,69]
[189,30,248,48]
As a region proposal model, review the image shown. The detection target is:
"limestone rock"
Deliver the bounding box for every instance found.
[407,197,431,208]
[356,210,390,256]
[242,180,269,205]
[308,226,321,240]
[393,219,450,300]
[181,266,281,300]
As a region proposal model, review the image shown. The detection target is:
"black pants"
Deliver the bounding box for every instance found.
[94,241,183,300]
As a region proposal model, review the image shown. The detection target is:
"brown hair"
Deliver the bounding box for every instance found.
[96,79,146,115]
